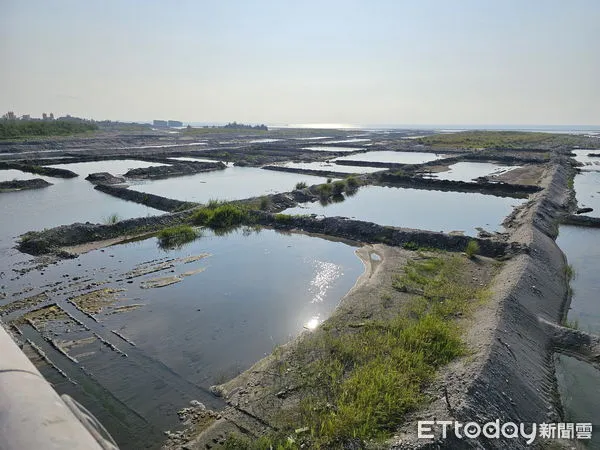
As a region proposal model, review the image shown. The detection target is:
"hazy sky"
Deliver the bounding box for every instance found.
[1,0,599,126]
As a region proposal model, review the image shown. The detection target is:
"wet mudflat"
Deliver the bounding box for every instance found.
[283,185,525,236]
[429,162,519,182]
[573,170,600,215]
[2,229,364,449]
[128,166,329,203]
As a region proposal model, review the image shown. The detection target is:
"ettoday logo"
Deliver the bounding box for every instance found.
[418,420,593,444]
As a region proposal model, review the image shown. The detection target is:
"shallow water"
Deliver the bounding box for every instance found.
[247,138,281,143]
[303,146,363,152]
[431,162,519,182]
[2,229,364,448]
[0,169,57,182]
[574,170,600,216]
[169,156,228,164]
[48,159,169,177]
[571,149,600,170]
[129,167,329,203]
[273,161,382,174]
[0,177,162,276]
[283,185,524,236]
[556,225,600,448]
[335,150,447,164]
[325,138,370,144]
[557,226,600,332]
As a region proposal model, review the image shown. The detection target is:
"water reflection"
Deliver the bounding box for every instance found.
[129,167,329,203]
[335,151,447,164]
[304,316,320,331]
[309,260,342,304]
[284,185,524,236]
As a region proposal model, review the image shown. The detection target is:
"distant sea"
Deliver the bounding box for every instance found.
[150,121,600,135]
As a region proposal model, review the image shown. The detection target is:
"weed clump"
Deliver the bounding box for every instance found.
[274,213,294,223]
[465,240,480,259]
[259,196,270,210]
[191,204,250,230]
[103,213,121,225]
[332,180,346,196]
[295,181,308,190]
[157,225,198,249]
[346,175,359,188]
[316,183,333,199]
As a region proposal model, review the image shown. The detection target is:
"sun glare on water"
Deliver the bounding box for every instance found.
[305,316,320,331]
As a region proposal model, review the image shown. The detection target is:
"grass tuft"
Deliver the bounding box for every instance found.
[103,213,121,225]
[465,240,480,259]
[157,225,199,249]
[191,204,250,230]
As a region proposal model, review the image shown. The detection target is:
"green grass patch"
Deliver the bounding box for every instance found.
[157,225,199,249]
[345,175,359,188]
[274,213,294,223]
[315,183,333,199]
[103,213,121,225]
[564,264,575,281]
[331,180,346,196]
[465,240,480,259]
[259,196,271,210]
[562,318,579,330]
[191,203,250,230]
[416,130,583,150]
[0,119,98,140]
[227,255,487,448]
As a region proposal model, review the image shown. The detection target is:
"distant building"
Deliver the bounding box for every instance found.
[153,120,168,127]
[167,120,183,127]
[21,114,30,120]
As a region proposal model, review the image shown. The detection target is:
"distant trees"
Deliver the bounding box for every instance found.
[223,121,268,131]
[0,115,98,139]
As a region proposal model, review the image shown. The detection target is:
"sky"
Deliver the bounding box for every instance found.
[1,0,599,126]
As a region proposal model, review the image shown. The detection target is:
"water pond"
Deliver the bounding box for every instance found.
[129,167,330,203]
[556,225,600,449]
[3,228,364,448]
[273,161,382,174]
[335,150,448,164]
[48,159,170,177]
[283,185,525,236]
